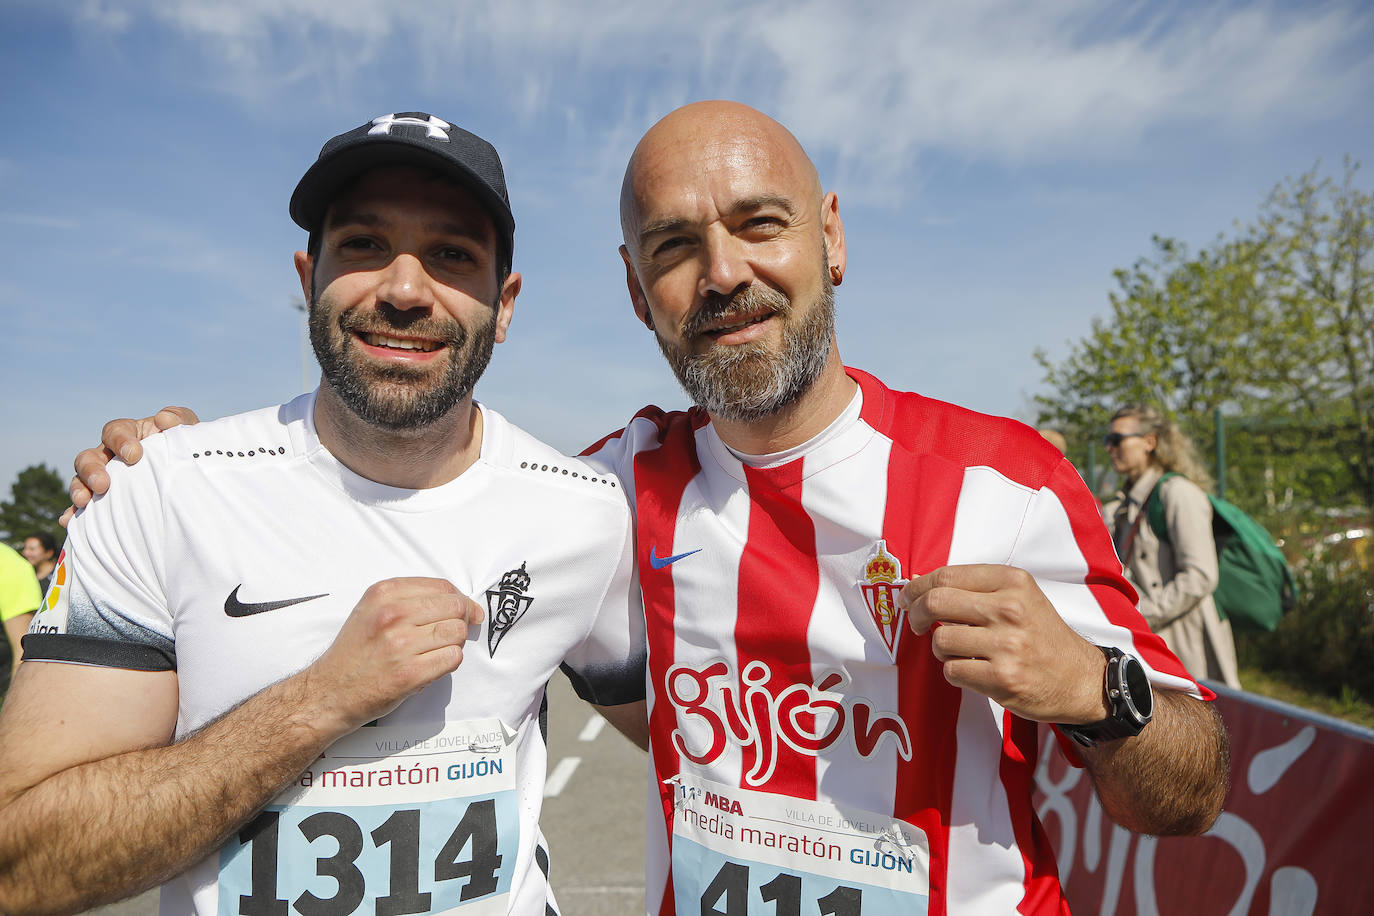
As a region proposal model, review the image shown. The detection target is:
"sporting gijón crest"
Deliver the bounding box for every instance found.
[485,562,533,656]
[857,540,910,660]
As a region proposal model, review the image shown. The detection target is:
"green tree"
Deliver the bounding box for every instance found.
[1035,160,1373,524]
[1,464,69,549]
[1249,159,1374,511]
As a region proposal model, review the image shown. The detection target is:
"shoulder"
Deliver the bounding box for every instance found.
[849,367,1065,488]
[577,403,708,482]
[89,399,306,515]
[151,397,307,467]
[482,405,629,513]
[581,404,706,456]
[1157,473,1211,512]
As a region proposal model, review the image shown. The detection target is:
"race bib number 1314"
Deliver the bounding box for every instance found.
[219,719,518,916]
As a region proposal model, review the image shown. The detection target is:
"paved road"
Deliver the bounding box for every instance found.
[539,672,648,915]
[82,671,647,915]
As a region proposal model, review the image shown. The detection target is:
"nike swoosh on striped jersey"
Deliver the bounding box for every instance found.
[649,546,702,570]
[224,585,329,618]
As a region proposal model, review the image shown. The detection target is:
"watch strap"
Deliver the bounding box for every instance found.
[1060,645,1153,748]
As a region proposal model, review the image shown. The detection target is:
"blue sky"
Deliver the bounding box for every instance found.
[2,0,1371,497]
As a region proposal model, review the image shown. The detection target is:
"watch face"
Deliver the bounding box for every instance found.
[1123,656,1154,720]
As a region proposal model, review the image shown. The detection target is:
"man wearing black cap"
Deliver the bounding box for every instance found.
[0,113,647,916]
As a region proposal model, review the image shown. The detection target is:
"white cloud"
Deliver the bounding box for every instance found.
[53,0,1374,189]
[758,1,1370,176]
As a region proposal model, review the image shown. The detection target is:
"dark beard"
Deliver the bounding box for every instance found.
[309,296,496,431]
[656,277,835,423]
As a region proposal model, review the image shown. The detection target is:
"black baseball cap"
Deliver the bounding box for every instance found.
[289,112,515,272]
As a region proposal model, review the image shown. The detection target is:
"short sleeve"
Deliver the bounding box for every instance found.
[558,499,646,707]
[23,443,177,671]
[1010,458,1202,698]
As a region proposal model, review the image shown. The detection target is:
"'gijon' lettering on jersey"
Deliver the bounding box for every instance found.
[665,661,911,786]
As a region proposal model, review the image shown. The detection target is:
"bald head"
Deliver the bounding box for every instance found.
[613,101,850,440]
[620,101,822,253]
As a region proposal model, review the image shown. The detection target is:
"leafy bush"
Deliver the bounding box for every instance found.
[1236,551,1374,703]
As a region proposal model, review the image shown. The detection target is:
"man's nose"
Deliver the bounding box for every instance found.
[376,254,433,311]
[697,229,755,299]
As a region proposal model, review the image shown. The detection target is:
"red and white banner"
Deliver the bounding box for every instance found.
[1034,684,1374,914]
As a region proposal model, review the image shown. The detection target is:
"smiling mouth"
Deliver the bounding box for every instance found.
[699,311,775,338]
[358,331,444,353]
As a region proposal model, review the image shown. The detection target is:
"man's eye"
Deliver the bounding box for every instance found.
[652,237,689,257]
[339,236,380,251]
[436,246,475,262]
[743,216,785,233]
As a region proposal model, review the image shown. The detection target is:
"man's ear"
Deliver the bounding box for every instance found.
[293,251,313,303]
[620,245,654,330]
[494,272,522,344]
[821,191,847,283]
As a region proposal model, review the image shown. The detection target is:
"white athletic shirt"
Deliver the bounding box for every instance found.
[27,392,645,916]
[579,367,1204,916]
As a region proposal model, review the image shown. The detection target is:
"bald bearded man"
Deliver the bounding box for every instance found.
[581,100,1227,915]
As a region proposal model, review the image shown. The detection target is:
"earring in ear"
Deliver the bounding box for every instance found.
[829,265,843,285]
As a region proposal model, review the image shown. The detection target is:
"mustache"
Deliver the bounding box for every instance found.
[683,285,791,337]
[336,304,466,348]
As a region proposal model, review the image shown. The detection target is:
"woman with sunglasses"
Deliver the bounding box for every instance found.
[1103,405,1240,688]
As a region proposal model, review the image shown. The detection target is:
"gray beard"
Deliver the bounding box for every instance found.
[657,278,835,423]
[309,295,496,431]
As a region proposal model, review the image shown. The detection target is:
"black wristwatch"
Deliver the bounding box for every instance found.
[1059,645,1154,748]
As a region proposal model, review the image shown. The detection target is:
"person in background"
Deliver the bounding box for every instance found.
[1104,404,1241,687]
[1,542,42,678]
[21,531,58,594]
[1038,427,1068,455]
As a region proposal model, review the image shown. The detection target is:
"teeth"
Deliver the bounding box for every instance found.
[708,316,765,335]
[363,333,439,352]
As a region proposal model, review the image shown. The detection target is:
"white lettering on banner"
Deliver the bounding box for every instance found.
[664,661,911,787]
[1247,726,1315,794]
[1034,732,1320,916]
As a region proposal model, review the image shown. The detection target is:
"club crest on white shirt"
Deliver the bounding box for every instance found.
[485,561,533,656]
[857,540,910,661]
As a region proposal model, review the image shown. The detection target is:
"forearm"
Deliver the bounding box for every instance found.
[0,668,348,915]
[1080,689,1229,836]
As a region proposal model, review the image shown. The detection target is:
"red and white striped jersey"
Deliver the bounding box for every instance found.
[582,367,1202,916]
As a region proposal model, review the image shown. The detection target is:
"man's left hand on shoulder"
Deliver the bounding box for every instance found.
[899,564,1108,724]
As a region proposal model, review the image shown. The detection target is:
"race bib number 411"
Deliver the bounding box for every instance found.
[670,775,929,916]
[219,719,518,916]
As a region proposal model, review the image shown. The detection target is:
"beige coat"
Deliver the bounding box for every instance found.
[1105,467,1240,688]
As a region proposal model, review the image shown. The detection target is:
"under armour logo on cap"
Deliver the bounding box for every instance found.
[368,114,452,141]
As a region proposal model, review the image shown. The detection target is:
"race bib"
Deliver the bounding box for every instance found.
[219,719,518,916]
[670,775,929,915]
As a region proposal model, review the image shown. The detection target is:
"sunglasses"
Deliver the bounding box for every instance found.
[1102,432,1146,448]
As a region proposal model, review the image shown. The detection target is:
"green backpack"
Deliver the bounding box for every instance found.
[1145,472,1298,632]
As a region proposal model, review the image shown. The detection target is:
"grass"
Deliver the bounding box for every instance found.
[1239,665,1374,730]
